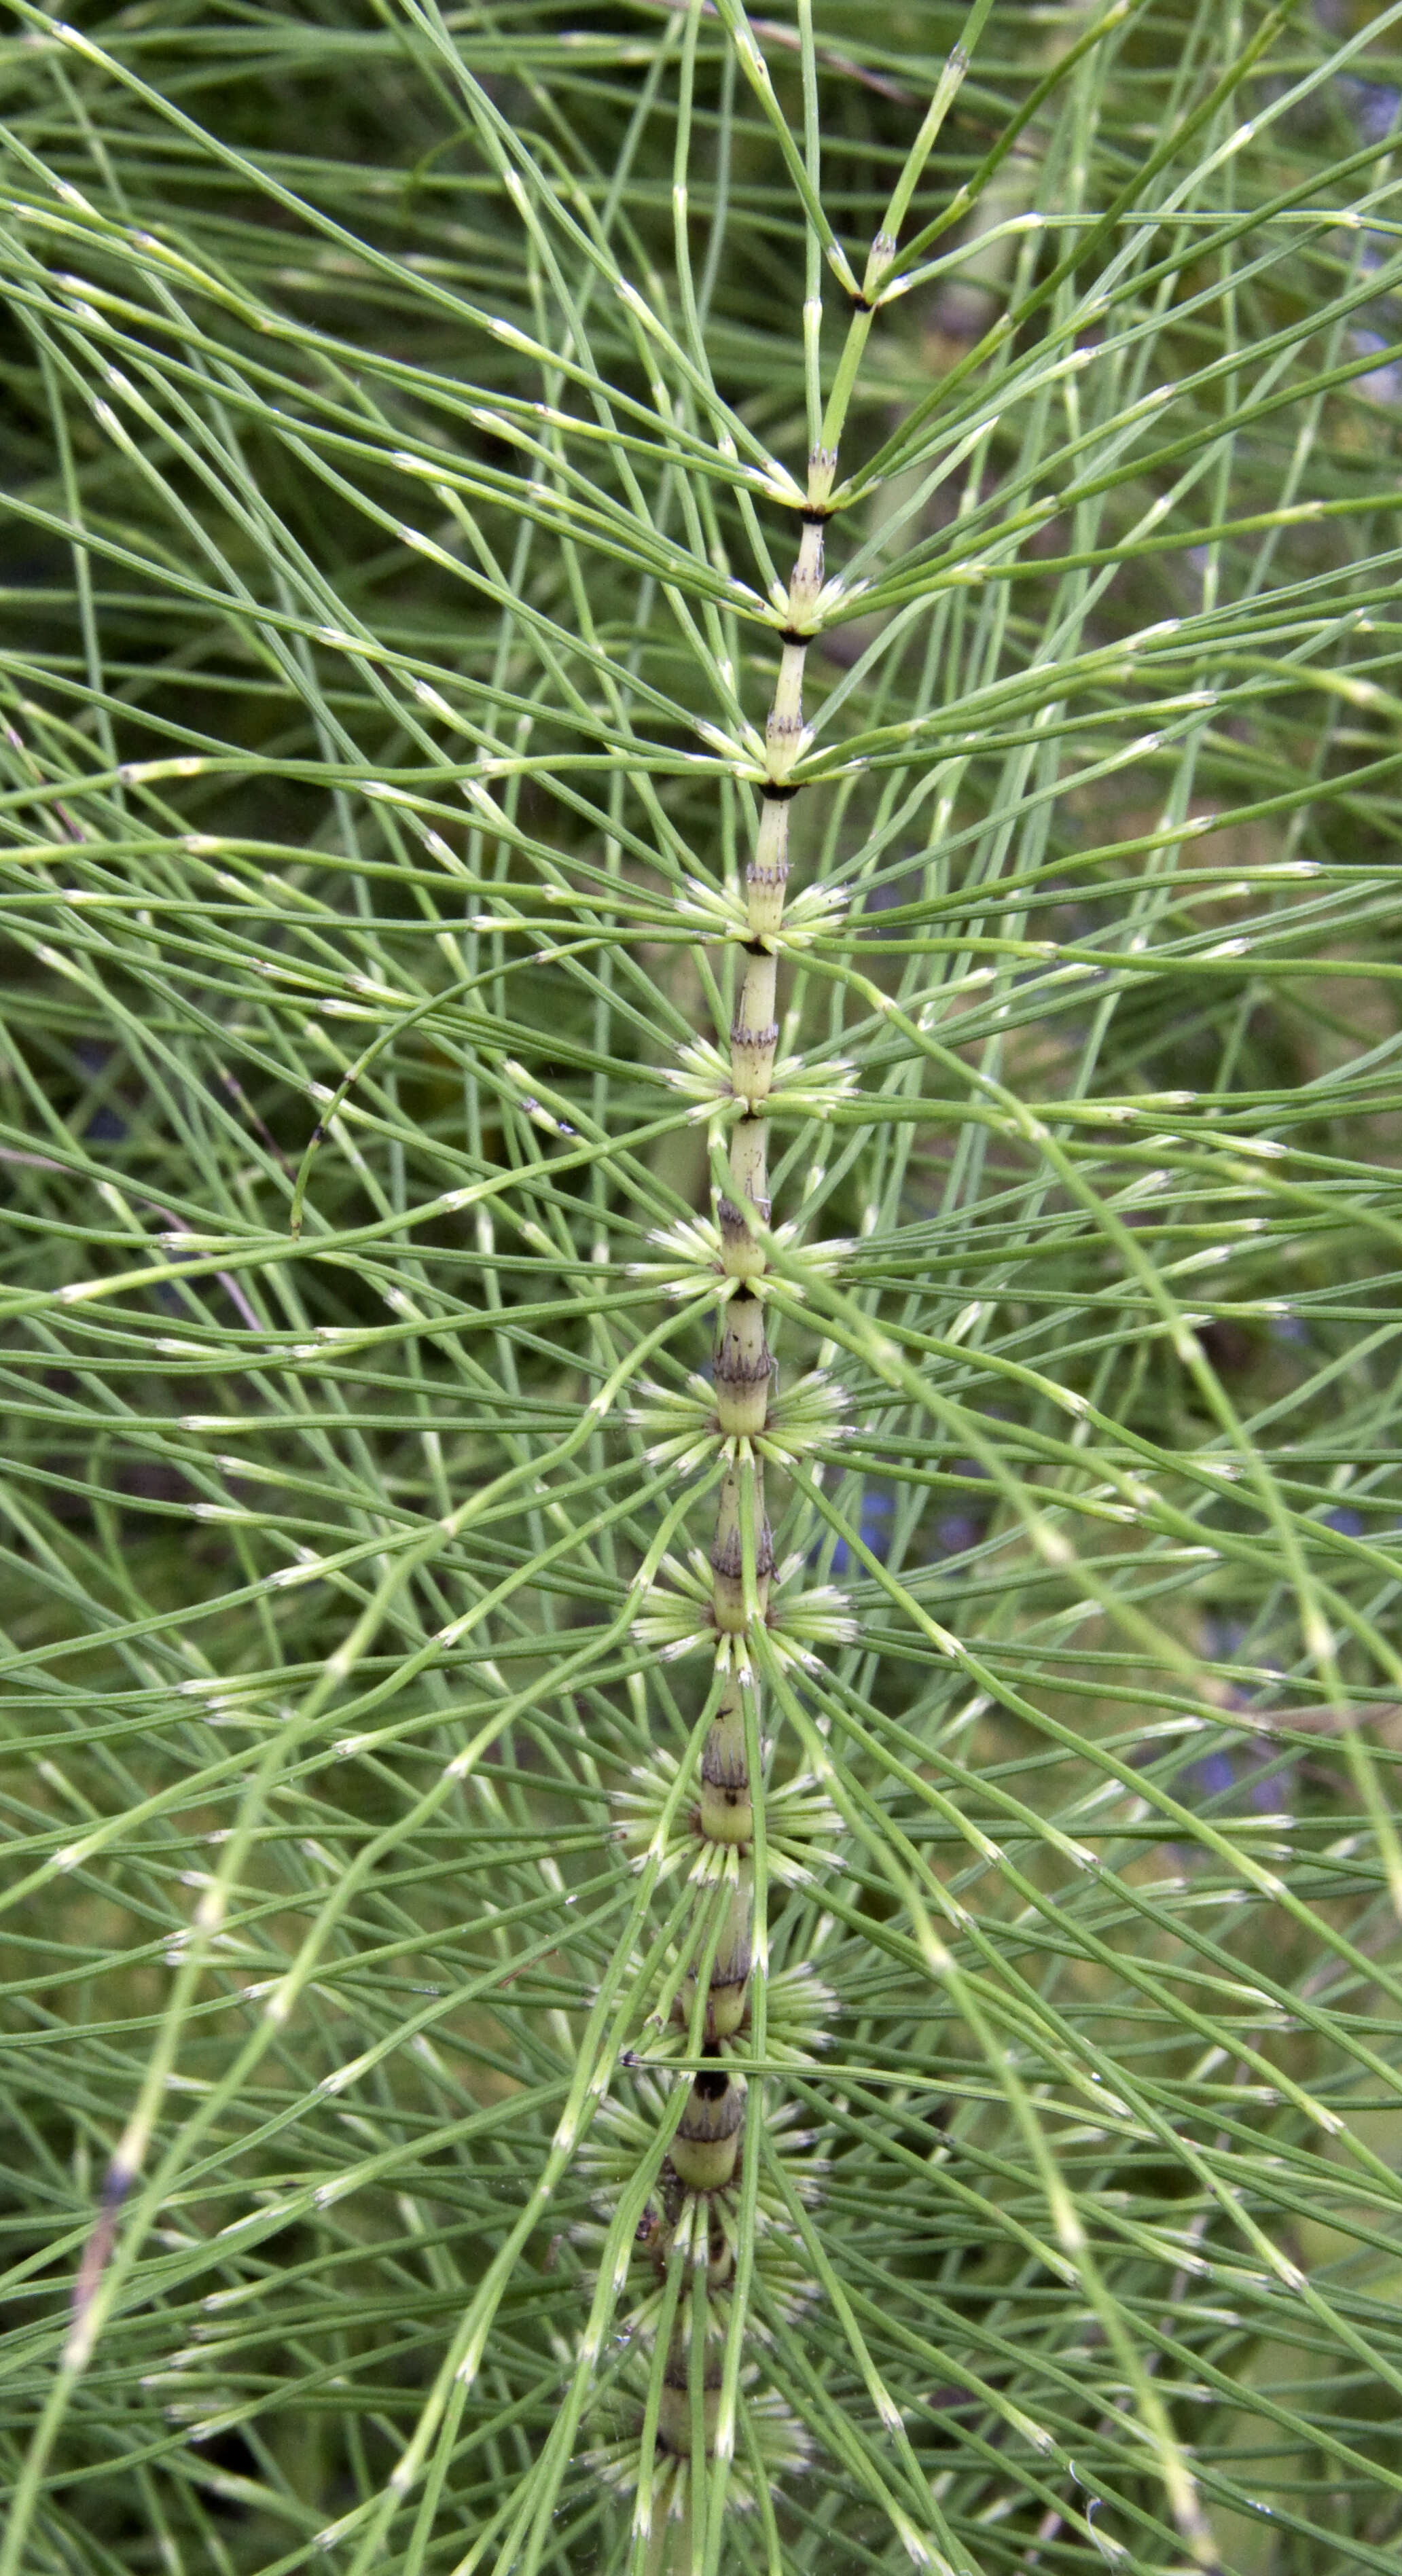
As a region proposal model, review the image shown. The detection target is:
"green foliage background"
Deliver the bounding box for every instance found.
[3,0,1402,2569]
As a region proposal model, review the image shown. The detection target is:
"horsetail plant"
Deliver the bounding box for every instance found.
[5,3,1402,2574]
[594,122,965,2556]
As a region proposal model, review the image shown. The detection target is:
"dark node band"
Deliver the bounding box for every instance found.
[711,1523,776,1578]
[701,1737,750,1787]
[717,1194,771,1234]
[777,625,812,647]
[662,2346,725,2391]
[715,1350,771,1388]
[760,781,799,802]
[742,937,768,958]
[799,503,832,524]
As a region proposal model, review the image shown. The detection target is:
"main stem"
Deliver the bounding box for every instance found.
[649,449,834,2489]
[632,41,975,2533]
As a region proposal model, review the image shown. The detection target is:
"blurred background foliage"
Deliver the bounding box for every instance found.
[3,0,1402,2569]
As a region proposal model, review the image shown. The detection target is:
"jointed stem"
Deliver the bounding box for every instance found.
[609,28,982,2554]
